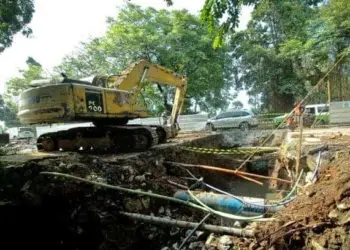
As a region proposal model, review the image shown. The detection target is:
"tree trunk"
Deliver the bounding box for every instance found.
[270,90,294,112]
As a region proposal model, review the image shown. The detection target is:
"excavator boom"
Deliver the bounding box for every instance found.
[95,60,187,132]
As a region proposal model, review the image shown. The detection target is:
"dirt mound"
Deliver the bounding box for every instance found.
[252,152,350,250]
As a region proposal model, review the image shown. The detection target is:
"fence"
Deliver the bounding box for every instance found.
[257,113,284,129]
[330,101,350,125]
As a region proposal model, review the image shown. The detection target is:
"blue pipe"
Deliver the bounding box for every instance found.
[174,191,283,215]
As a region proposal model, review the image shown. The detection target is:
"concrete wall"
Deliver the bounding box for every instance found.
[330,101,350,125]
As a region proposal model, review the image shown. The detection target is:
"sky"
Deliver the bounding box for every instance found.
[0,0,253,108]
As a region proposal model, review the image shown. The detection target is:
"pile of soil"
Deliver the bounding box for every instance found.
[251,150,350,250]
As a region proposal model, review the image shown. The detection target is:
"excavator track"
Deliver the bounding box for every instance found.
[37,125,165,153]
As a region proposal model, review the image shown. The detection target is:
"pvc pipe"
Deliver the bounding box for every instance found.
[174,191,284,215]
[120,212,255,237]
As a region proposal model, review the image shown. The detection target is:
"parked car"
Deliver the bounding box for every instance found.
[273,104,329,128]
[206,109,259,131]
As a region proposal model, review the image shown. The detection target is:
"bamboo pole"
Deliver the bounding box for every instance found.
[167,180,188,189]
[327,80,331,106]
[165,161,292,184]
[178,213,211,250]
[120,212,255,237]
[295,115,303,176]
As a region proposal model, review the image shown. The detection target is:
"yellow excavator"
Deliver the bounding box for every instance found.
[18,60,187,152]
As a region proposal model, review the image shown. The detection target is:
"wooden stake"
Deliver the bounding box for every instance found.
[327,80,331,105]
[295,115,303,176]
[327,80,331,127]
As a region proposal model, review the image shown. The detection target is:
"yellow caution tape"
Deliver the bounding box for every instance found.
[258,113,285,117]
[182,146,277,155]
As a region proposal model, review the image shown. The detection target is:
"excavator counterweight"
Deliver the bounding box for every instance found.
[18,60,187,152]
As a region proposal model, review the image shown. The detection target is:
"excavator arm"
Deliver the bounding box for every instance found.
[96,60,188,134]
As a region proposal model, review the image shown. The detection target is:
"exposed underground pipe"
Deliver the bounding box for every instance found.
[119,212,255,237]
[181,167,297,208]
[174,191,284,215]
[165,161,292,184]
[40,172,269,221]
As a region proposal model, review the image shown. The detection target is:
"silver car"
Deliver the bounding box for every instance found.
[206,109,259,131]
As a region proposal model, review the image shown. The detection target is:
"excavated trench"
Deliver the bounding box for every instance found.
[0,131,281,250]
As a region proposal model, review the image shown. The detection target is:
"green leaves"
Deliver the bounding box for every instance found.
[6,61,44,96]
[0,94,20,127]
[0,0,35,51]
[201,0,258,48]
[228,0,329,111]
[56,3,234,114]
[3,57,45,126]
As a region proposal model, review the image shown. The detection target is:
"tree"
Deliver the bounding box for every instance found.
[3,57,45,126]
[231,100,243,109]
[201,0,259,48]
[56,4,234,115]
[6,57,45,96]
[0,0,35,51]
[304,0,350,101]
[55,38,111,79]
[229,0,324,111]
[0,94,20,127]
[167,0,320,48]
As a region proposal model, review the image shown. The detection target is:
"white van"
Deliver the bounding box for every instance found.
[273,103,329,127]
[17,127,35,139]
[304,104,329,116]
[6,127,35,140]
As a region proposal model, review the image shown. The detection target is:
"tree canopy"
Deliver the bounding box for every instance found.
[56,4,235,115]
[2,57,45,126]
[2,0,350,125]
[6,58,45,96]
[0,0,35,51]
[0,94,20,127]
[213,0,350,111]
